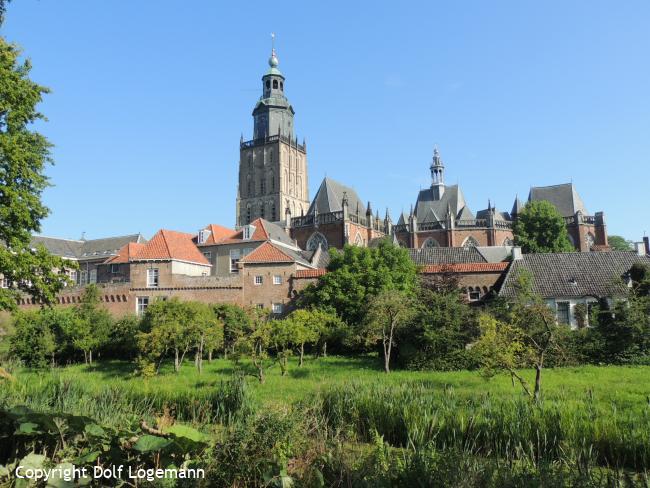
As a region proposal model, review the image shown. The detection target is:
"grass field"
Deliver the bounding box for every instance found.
[12,355,650,410]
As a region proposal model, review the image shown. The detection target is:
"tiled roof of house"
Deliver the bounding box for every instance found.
[198,224,237,245]
[105,242,145,264]
[133,230,210,265]
[239,241,295,264]
[421,262,510,274]
[294,268,328,279]
[499,251,650,299]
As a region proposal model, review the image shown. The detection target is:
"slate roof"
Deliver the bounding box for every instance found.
[476,246,513,263]
[528,183,588,217]
[219,218,295,247]
[476,209,511,221]
[415,185,469,222]
[409,247,488,265]
[499,251,650,299]
[421,262,509,274]
[30,234,146,261]
[307,177,365,216]
[132,230,210,266]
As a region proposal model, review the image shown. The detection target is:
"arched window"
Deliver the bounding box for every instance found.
[354,233,364,246]
[271,202,276,221]
[585,233,595,250]
[280,81,284,90]
[273,79,278,89]
[259,202,265,219]
[246,204,252,224]
[462,236,479,248]
[306,232,328,251]
[246,174,252,196]
[422,238,440,248]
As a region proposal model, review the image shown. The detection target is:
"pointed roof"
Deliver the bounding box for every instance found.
[307,177,366,216]
[239,241,295,264]
[456,206,475,220]
[528,183,588,217]
[511,196,524,216]
[420,207,441,224]
[105,242,146,264]
[133,230,210,265]
[198,224,237,245]
[396,211,409,226]
[415,184,468,222]
[220,218,295,247]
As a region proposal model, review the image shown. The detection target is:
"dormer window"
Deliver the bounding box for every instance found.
[243,225,256,240]
[198,229,211,244]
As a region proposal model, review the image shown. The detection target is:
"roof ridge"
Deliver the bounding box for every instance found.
[32,235,84,243]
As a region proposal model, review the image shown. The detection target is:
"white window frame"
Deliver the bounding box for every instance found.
[1,278,9,289]
[273,275,282,285]
[229,249,241,273]
[80,271,87,285]
[556,301,571,325]
[89,269,97,284]
[147,268,159,288]
[110,264,119,274]
[254,275,263,285]
[272,303,284,314]
[243,225,256,240]
[136,296,149,316]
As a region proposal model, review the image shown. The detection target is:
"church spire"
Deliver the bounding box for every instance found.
[430,146,445,200]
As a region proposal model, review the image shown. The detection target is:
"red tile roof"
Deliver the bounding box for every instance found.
[294,268,328,279]
[133,230,210,265]
[421,262,509,274]
[104,242,145,264]
[220,218,270,244]
[239,241,295,264]
[199,224,237,245]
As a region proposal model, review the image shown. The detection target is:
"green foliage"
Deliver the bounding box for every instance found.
[214,302,251,357]
[513,200,574,253]
[72,284,112,364]
[608,235,633,251]
[301,240,417,343]
[9,310,56,367]
[397,288,477,370]
[0,32,71,311]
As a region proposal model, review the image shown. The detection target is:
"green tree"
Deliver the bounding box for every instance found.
[9,310,56,368]
[0,15,71,311]
[397,288,477,370]
[608,235,632,251]
[300,239,417,338]
[233,307,272,383]
[363,290,414,373]
[513,201,574,254]
[475,270,570,402]
[189,302,223,374]
[286,309,327,365]
[214,303,251,359]
[73,284,111,364]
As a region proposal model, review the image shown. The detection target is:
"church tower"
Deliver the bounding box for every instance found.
[236,37,309,227]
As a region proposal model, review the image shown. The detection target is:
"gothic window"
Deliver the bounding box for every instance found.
[270,171,275,191]
[246,205,252,224]
[585,233,595,250]
[306,232,328,251]
[273,79,278,89]
[259,202,265,219]
[422,238,440,248]
[261,177,266,194]
[354,233,364,247]
[462,236,479,248]
[271,203,276,221]
[247,175,252,196]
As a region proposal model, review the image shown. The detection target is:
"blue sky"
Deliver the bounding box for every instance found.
[3,0,649,241]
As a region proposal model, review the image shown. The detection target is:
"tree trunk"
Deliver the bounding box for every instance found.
[257,364,265,383]
[323,341,327,357]
[83,350,88,365]
[299,343,304,367]
[197,335,204,374]
[208,350,213,363]
[89,350,93,365]
[174,348,180,373]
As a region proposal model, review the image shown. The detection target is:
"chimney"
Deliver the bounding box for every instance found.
[511,246,523,261]
[634,242,646,257]
[644,236,650,256]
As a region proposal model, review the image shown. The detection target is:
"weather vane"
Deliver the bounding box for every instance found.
[271,32,275,53]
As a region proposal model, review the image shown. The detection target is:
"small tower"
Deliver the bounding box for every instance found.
[430,146,445,200]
